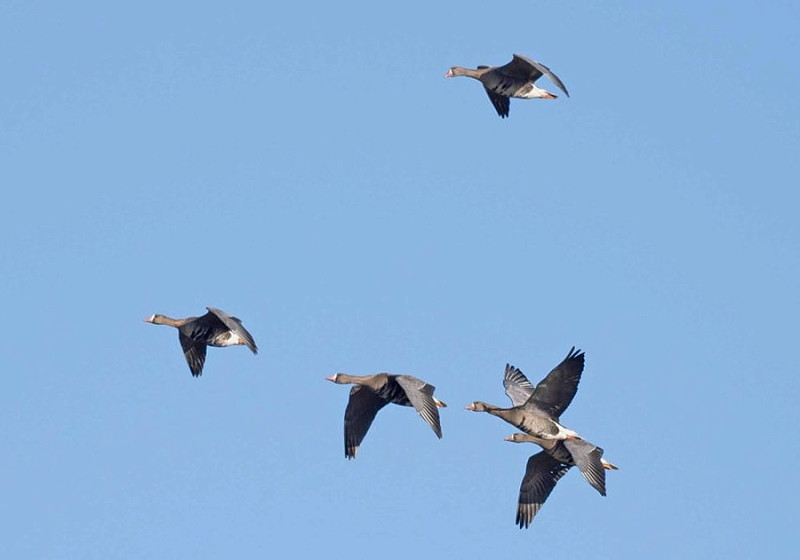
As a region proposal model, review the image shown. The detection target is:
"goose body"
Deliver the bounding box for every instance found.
[466,348,585,440]
[445,54,569,118]
[468,347,616,526]
[507,432,619,478]
[505,432,618,526]
[144,306,258,377]
[464,400,579,440]
[502,435,618,529]
[501,350,618,492]
[327,373,447,459]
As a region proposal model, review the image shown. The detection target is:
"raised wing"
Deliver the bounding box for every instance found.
[516,451,571,528]
[525,347,585,418]
[511,54,570,97]
[343,385,388,459]
[206,307,258,354]
[496,54,544,82]
[563,438,607,496]
[394,375,443,438]
[179,332,207,377]
[503,363,535,406]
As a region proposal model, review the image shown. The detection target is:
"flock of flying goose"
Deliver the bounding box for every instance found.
[143,53,609,528]
[145,304,616,528]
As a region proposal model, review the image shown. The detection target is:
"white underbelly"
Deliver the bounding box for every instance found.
[213,332,243,347]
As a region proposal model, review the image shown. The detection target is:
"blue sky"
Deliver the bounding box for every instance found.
[2,1,798,558]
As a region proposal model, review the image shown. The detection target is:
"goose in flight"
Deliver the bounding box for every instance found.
[144,307,258,376]
[445,54,569,118]
[465,348,586,441]
[327,373,446,459]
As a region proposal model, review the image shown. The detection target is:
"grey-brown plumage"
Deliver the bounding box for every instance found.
[465,348,585,440]
[514,451,571,529]
[503,348,583,417]
[470,347,616,526]
[507,432,619,528]
[506,433,617,500]
[326,373,447,459]
[464,400,577,439]
[501,348,616,496]
[445,54,569,118]
[144,307,258,377]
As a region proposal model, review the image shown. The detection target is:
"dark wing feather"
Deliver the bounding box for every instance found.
[526,347,585,417]
[206,307,258,354]
[182,312,220,342]
[498,54,544,82]
[343,386,388,459]
[563,438,607,496]
[482,86,510,118]
[511,54,569,97]
[393,375,443,438]
[516,451,571,529]
[179,332,207,377]
[503,364,535,406]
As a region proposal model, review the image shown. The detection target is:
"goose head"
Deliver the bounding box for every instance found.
[465,401,494,412]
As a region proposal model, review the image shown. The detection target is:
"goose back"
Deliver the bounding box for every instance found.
[373,374,413,406]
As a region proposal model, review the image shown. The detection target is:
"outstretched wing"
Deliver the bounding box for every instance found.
[179,332,207,377]
[503,363,535,406]
[526,347,585,417]
[516,451,571,529]
[495,54,543,82]
[343,386,388,459]
[563,438,607,496]
[511,54,570,97]
[482,86,510,118]
[394,375,443,438]
[206,307,258,354]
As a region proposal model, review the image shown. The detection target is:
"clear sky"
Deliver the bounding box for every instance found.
[2,1,798,558]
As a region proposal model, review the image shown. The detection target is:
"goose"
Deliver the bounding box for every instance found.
[506,433,618,496]
[500,351,617,494]
[497,349,617,526]
[326,373,447,459]
[505,433,619,528]
[465,347,586,441]
[467,348,616,525]
[445,53,569,118]
[464,400,580,440]
[144,307,258,377]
